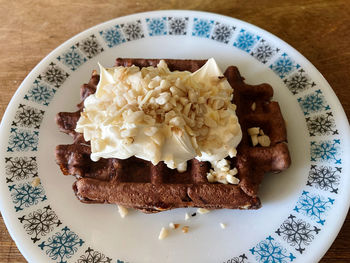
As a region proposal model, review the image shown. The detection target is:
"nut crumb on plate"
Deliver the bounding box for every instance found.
[169,222,179,229]
[197,208,210,214]
[117,205,128,218]
[158,227,169,240]
[31,178,40,187]
[220,223,226,229]
[182,226,189,233]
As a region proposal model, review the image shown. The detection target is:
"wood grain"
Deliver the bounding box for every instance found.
[0,0,349,262]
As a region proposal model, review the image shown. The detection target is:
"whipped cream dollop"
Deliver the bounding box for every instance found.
[75,58,242,172]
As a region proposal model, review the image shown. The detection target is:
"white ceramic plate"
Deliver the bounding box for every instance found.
[1,10,349,263]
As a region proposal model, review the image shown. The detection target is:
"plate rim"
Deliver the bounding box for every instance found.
[0,9,349,263]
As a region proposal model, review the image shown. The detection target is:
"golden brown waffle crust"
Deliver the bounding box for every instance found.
[55,58,291,213]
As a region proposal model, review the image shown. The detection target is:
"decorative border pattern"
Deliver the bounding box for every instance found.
[38,226,84,263]
[146,17,167,36]
[251,39,280,64]
[250,236,296,262]
[276,214,320,254]
[270,53,300,78]
[233,29,260,53]
[3,13,345,263]
[192,18,214,38]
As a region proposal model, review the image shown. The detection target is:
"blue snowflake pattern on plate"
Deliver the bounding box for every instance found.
[99,25,126,48]
[310,139,341,164]
[269,53,300,78]
[38,226,84,263]
[8,128,39,152]
[250,236,296,263]
[297,89,330,115]
[57,46,87,71]
[211,22,235,44]
[251,39,280,64]
[307,165,341,194]
[9,182,46,212]
[233,29,260,53]
[294,191,334,225]
[192,18,214,38]
[146,17,167,36]
[276,214,320,254]
[24,79,56,106]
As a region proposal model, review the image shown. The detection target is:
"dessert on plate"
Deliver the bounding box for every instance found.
[55,58,291,213]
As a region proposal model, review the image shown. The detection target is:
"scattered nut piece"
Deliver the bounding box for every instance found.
[226,174,240,184]
[251,102,256,111]
[247,127,260,136]
[206,159,239,185]
[228,148,237,158]
[251,134,258,146]
[258,135,271,147]
[182,226,189,233]
[197,208,210,214]
[169,222,175,229]
[122,137,134,145]
[158,227,169,240]
[31,178,40,187]
[185,212,190,220]
[207,173,215,183]
[177,162,187,173]
[220,223,226,229]
[117,205,128,218]
[240,204,251,209]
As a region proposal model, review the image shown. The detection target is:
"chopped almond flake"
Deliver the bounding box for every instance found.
[197,208,210,214]
[158,227,169,240]
[251,134,258,146]
[247,127,260,136]
[182,226,189,233]
[117,205,128,218]
[31,178,40,187]
[185,212,190,220]
[251,102,256,111]
[220,223,226,229]
[258,135,271,147]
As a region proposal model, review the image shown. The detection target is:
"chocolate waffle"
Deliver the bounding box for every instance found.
[55,58,291,213]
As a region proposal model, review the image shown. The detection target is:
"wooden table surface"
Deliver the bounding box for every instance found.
[0,0,349,262]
